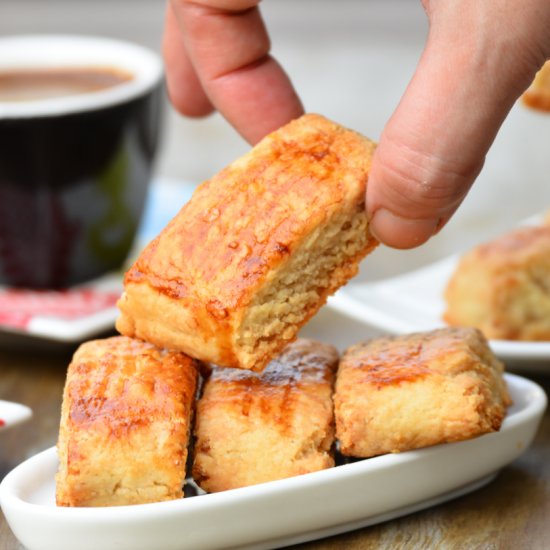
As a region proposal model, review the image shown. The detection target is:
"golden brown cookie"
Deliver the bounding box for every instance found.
[56,336,199,507]
[335,328,511,458]
[444,225,550,341]
[116,113,378,371]
[192,339,338,492]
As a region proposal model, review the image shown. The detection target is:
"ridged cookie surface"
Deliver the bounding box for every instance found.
[117,113,377,370]
[193,338,338,492]
[56,336,199,506]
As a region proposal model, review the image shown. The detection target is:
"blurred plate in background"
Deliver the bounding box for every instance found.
[0,400,32,433]
[329,245,550,371]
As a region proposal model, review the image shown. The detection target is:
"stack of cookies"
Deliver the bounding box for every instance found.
[55,114,510,507]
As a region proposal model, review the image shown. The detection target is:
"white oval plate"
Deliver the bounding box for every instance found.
[0,400,32,432]
[0,373,545,550]
[328,253,550,371]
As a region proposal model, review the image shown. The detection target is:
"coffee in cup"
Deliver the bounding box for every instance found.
[0,66,133,102]
[0,35,163,289]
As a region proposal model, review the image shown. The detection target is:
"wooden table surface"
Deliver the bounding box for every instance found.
[0,326,549,550]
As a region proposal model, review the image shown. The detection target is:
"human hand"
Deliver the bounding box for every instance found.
[163,0,550,249]
[162,0,303,144]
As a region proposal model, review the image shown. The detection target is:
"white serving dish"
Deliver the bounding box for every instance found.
[0,373,545,550]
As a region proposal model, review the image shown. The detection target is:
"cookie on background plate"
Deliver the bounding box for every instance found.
[444,225,550,341]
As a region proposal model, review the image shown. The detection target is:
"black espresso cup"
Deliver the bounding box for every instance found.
[0,35,163,288]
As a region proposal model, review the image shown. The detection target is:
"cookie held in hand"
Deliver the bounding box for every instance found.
[117,114,378,370]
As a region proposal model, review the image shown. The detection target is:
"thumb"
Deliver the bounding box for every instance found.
[366,2,547,249]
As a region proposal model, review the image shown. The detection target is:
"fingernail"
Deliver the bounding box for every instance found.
[369,208,441,249]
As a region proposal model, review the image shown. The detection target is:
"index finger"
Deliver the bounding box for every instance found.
[169,0,304,143]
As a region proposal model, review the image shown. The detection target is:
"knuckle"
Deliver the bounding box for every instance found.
[374,138,481,216]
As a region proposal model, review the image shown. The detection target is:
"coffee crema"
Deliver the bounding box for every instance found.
[0,67,133,102]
